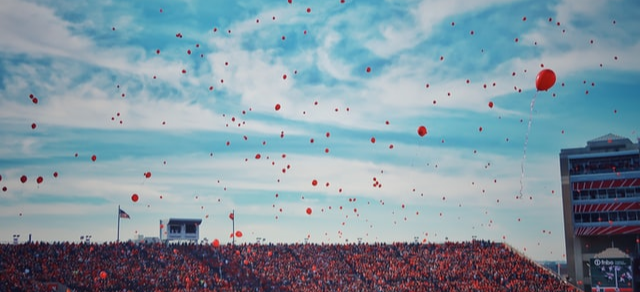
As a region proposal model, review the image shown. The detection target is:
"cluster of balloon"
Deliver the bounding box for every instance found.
[519,69,557,197]
[4,0,596,257]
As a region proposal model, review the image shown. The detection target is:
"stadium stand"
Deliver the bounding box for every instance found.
[0,240,579,292]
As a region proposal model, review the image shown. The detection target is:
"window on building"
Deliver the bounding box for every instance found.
[185,224,197,234]
[169,225,181,234]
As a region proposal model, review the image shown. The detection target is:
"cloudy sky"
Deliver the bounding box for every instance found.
[0,0,639,261]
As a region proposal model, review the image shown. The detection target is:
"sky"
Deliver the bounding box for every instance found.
[0,0,639,261]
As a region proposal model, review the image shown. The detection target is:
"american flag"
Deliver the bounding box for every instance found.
[119,208,130,219]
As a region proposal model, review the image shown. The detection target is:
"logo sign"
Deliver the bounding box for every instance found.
[590,258,633,292]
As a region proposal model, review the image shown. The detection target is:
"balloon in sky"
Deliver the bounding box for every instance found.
[91,155,97,162]
[417,126,427,137]
[36,176,43,184]
[212,239,220,247]
[229,212,234,220]
[131,193,139,202]
[306,207,312,215]
[535,69,556,91]
[235,230,243,238]
[20,175,27,183]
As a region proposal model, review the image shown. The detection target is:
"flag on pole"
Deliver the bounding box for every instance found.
[119,208,130,219]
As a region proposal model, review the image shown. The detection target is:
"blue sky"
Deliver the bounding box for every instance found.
[0,0,639,261]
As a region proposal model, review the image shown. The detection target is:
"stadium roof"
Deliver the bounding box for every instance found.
[165,218,202,225]
[588,133,628,143]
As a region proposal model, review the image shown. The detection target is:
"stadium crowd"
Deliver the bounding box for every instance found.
[0,240,579,292]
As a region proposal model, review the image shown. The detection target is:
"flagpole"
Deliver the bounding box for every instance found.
[117,205,121,243]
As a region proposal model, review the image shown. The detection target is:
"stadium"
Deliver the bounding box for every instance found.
[1,0,639,291]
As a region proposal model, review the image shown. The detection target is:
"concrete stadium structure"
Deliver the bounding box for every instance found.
[560,133,640,291]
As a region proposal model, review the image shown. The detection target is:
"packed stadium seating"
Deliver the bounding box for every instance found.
[0,240,579,292]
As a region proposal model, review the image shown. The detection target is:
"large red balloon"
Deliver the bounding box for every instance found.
[91,155,97,162]
[306,207,312,215]
[212,239,220,247]
[20,175,27,183]
[36,176,43,184]
[131,193,139,202]
[535,69,556,91]
[235,230,243,238]
[417,126,427,137]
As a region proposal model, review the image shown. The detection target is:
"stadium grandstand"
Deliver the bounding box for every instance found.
[0,240,578,292]
[560,133,640,291]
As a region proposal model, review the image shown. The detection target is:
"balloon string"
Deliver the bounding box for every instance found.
[520,92,538,198]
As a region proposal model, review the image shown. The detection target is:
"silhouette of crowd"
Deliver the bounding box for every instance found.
[0,240,578,292]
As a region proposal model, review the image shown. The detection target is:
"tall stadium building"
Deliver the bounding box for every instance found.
[560,133,640,291]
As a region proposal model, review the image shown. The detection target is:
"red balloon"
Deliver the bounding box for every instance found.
[370,137,376,143]
[312,179,318,186]
[488,101,494,108]
[212,239,220,247]
[53,172,58,178]
[235,230,243,238]
[32,97,38,104]
[131,193,139,202]
[20,175,27,183]
[91,155,97,162]
[0,174,2,182]
[100,271,107,279]
[417,126,427,137]
[275,103,281,111]
[535,69,556,91]
[31,123,37,130]
[229,212,234,220]
[306,207,312,215]
[144,172,151,178]
[36,176,43,184]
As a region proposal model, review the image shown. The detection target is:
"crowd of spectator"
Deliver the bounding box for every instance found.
[0,240,579,292]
